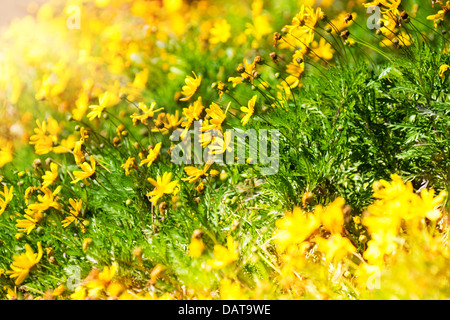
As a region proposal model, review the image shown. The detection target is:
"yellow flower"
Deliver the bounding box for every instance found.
[274,206,320,252]
[84,264,123,299]
[208,131,233,155]
[146,172,179,205]
[121,157,137,175]
[16,209,43,235]
[28,186,62,212]
[73,141,85,165]
[427,1,450,29]
[207,235,239,269]
[181,97,204,129]
[41,162,58,188]
[182,161,212,184]
[151,111,183,134]
[439,64,450,79]
[315,234,356,262]
[0,139,13,168]
[71,158,96,184]
[87,91,121,121]
[53,134,77,154]
[188,238,205,258]
[210,169,219,177]
[209,19,231,45]
[62,198,83,228]
[316,197,345,235]
[310,38,334,61]
[29,119,59,155]
[6,242,43,285]
[416,188,447,221]
[180,71,202,101]
[140,142,162,167]
[228,76,243,88]
[219,278,249,300]
[70,286,87,300]
[205,102,228,130]
[52,284,66,297]
[82,238,92,252]
[6,287,17,300]
[0,185,14,215]
[130,102,164,126]
[240,95,257,125]
[24,186,37,205]
[372,173,413,201]
[363,230,397,266]
[196,182,205,193]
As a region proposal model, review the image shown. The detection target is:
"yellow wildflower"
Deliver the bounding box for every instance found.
[62,198,83,228]
[121,157,137,175]
[7,242,43,285]
[316,197,345,235]
[316,234,356,262]
[140,142,162,167]
[146,172,179,205]
[207,235,239,269]
[0,185,14,215]
[84,264,124,299]
[188,238,205,258]
[28,186,62,212]
[0,139,13,168]
[274,206,320,252]
[439,64,450,79]
[29,119,58,155]
[73,141,85,165]
[205,102,227,130]
[209,19,231,45]
[70,286,87,300]
[240,95,257,125]
[16,209,43,234]
[182,161,212,184]
[180,71,202,101]
[87,91,121,121]
[71,158,96,184]
[41,162,58,188]
[130,102,164,126]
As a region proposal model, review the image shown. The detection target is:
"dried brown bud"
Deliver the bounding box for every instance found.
[302,192,314,207]
[344,13,353,24]
[132,247,143,258]
[113,136,120,146]
[32,158,42,170]
[254,56,263,65]
[400,11,409,21]
[237,63,245,73]
[270,52,278,63]
[340,30,350,40]
[192,229,204,239]
[159,201,168,212]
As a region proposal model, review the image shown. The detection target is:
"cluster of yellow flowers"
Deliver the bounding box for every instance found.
[55,174,447,300]
[0,0,449,300]
[271,174,448,299]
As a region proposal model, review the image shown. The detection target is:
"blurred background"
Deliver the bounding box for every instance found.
[0,0,45,30]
